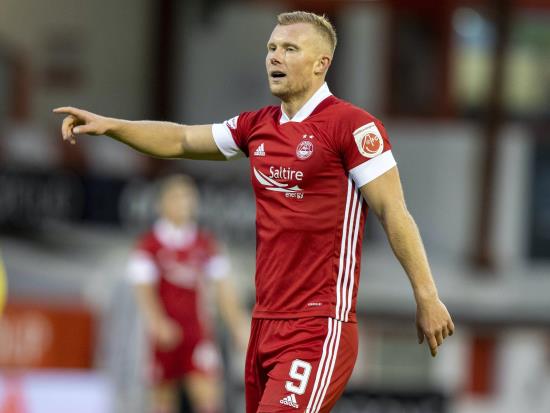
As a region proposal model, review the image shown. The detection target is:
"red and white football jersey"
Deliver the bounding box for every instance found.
[212,83,396,322]
[127,219,229,327]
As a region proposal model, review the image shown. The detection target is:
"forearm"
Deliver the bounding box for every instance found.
[134,283,170,328]
[222,300,248,335]
[107,118,186,158]
[381,206,438,303]
[362,168,453,355]
[215,280,248,336]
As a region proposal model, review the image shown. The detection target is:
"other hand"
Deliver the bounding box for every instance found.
[151,317,183,350]
[416,296,454,357]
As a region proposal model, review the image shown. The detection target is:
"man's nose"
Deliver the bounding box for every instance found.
[269,49,283,64]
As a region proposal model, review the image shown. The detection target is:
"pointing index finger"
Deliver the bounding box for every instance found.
[53,107,79,116]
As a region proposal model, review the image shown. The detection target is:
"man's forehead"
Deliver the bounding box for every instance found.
[268,23,318,44]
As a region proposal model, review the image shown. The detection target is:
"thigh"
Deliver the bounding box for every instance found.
[257,318,358,413]
[183,372,221,412]
[149,381,179,413]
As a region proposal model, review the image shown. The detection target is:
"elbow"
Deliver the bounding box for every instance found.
[177,125,190,157]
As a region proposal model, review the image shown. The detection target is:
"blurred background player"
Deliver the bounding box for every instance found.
[126,174,249,413]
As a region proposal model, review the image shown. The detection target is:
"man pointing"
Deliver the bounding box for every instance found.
[55,11,453,413]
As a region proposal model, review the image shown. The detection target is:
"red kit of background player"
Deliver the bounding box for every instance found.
[128,221,226,382]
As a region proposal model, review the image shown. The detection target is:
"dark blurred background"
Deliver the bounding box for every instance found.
[1,0,550,412]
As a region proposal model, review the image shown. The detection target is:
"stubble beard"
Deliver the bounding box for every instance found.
[269,78,311,104]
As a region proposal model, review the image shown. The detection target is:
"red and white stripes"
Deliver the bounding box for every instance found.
[302,179,364,412]
[305,318,343,413]
[335,177,363,322]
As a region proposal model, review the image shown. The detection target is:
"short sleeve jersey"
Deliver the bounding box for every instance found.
[212,83,396,322]
[127,220,229,327]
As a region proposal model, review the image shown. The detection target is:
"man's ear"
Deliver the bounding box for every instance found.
[314,55,332,76]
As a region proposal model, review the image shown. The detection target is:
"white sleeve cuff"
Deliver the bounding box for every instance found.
[205,255,231,281]
[212,123,245,160]
[126,251,159,284]
[349,150,397,188]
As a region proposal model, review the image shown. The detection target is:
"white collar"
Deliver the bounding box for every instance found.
[279,83,332,124]
[153,219,197,249]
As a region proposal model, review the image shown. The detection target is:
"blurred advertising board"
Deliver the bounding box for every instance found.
[0,169,255,243]
[0,371,112,413]
[0,301,94,369]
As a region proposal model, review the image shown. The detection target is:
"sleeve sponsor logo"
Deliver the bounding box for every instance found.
[353,122,384,158]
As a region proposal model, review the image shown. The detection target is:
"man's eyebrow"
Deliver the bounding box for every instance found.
[267,41,300,48]
[283,42,300,48]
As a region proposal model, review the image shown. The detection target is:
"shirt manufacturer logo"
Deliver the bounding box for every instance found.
[254,143,266,157]
[280,393,299,409]
[353,122,384,158]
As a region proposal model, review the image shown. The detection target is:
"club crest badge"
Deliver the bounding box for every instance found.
[296,140,314,160]
[353,122,384,158]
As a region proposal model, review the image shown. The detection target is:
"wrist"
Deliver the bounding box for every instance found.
[105,117,122,136]
[414,288,438,305]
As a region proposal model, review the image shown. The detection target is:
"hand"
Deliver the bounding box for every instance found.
[150,317,183,350]
[53,107,112,144]
[416,296,454,357]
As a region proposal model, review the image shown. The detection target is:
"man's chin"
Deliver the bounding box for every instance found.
[269,83,290,100]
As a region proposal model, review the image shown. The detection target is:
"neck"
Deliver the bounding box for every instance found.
[164,217,191,228]
[281,80,324,119]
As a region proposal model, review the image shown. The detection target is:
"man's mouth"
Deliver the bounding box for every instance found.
[270,71,287,79]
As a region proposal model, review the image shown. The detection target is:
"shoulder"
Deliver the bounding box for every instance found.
[329,97,381,127]
[238,105,279,125]
[321,98,386,148]
[227,106,279,139]
[195,228,220,250]
[135,230,160,252]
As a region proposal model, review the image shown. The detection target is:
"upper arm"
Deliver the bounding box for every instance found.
[181,124,227,160]
[183,112,251,161]
[360,166,407,221]
[126,244,159,284]
[337,110,397,192]
[213,277,232,309]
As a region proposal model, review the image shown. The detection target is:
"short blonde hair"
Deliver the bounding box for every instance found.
[277,11,337,54]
